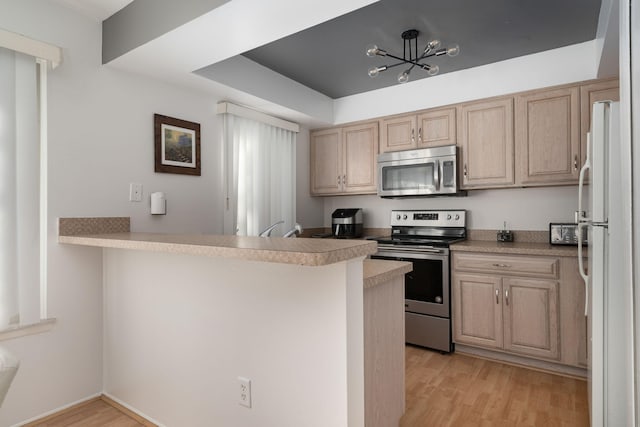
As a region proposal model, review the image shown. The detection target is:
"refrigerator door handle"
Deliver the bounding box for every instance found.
[577,131,591,316]
[577,222,589,316]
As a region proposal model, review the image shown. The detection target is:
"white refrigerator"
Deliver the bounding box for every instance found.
[578,101,635,426]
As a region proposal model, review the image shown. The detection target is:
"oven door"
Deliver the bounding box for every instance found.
[371,247,449,318]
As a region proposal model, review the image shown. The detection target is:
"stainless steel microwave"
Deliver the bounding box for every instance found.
[377,145,460,197]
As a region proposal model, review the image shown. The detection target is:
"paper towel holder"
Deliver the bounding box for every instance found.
[150,192,166,215]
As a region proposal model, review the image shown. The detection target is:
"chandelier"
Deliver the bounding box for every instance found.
[366,29,459,84]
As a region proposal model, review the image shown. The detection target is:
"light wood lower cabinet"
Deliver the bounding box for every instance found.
[452,252,586,367]
[453,273,559,360]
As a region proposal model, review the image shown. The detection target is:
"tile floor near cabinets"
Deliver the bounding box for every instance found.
[28,346,589,426]
[400,345,589,427]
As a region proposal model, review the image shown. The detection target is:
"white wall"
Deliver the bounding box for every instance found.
[103,249,363,427]
[0,1,225,425]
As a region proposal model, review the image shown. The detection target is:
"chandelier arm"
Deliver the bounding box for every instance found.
[383,53,434,69]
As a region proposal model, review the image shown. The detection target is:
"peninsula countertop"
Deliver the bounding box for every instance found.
[59,232,378,267]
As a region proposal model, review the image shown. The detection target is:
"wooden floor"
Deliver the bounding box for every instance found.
[27,346,589,427]
[24,397,148,427]
[400,345,589,427]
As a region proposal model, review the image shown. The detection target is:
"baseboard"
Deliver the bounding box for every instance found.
[455,344,588,380]
[100,393,164,427]
[15,393,161,427]
[17,393,102,427]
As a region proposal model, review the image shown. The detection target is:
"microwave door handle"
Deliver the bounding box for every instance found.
[433,160,440,191]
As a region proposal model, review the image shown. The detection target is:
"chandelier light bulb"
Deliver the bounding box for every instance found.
[397,71,410,84]
[428,40,441,50]
[427,65,439,76]
[366,44,386,57]
[368,66,387,78]
[447,44,460,57]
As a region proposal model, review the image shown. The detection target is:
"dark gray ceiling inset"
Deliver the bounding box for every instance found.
[102,0,230,64]
[201,0,601,99]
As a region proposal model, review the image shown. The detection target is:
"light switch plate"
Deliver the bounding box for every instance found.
[129,183,143,202]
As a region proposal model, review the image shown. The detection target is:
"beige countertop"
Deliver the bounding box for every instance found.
[363,259,412,289]
[451,240,583,257]
[59,232,378,267]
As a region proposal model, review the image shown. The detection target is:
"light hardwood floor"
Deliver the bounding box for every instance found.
[26,346,589,427]
[24,397,150,427]
[400,345,589,427]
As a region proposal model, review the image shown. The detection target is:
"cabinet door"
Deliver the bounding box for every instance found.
[515,87,580,185]
[458,97,515,188]
[452,273,503,349]
[580,79,619,166]
[416,107,456,148]
[310,128,342,195]
[379,114,417,153]
[343,122,379,194]
[503,278,559,360]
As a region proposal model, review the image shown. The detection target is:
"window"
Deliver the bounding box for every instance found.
[0,30,60,337]
[219,103,299,237]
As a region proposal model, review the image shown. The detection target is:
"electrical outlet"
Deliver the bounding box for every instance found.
[129,183,143,202]
[238,376,251,408]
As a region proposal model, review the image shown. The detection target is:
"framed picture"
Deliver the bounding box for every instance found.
[154,114,201,176]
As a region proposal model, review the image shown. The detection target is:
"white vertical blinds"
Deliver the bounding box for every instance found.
[222,112,297,237]
[0,46,44,330]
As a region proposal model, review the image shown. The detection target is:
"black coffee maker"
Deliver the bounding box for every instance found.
[331,209,363,238]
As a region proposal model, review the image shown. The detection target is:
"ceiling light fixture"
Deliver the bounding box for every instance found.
[366,29,459,84]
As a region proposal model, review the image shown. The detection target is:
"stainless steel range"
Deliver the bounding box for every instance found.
[370,209,466,352]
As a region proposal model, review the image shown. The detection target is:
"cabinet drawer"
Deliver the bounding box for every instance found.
[453,253,559,279]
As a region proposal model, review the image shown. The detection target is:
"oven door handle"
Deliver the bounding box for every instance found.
[376,246,447,255]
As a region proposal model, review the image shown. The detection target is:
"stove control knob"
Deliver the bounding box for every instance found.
[402,214,408,220]
[455,214,460,220]
[396,214,401,220]
[447,214,452,220]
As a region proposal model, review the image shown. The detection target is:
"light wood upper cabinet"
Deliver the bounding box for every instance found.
[458,97,515,189]
[310,128,342,195]
[380,107,456,153]
[580,78,619,166]
[515,86,581,185]
[310,122,378,196]
[417,107,456,148]
[379,114,416,152]
[343,122,379,194]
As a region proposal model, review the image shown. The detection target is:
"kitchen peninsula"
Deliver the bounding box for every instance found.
[58,217,410,427]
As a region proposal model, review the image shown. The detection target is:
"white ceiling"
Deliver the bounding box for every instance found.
[50,0,133,21]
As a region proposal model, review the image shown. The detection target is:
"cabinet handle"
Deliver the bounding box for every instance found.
[495,288,499,304]
[463,164,468,177]
[343,175,346,185]
[492,263,511,268]
[337,175,341,185]
[418,127,422,143]
[411,128,415,143]
[505,289,509,306]
[574,155,579,171]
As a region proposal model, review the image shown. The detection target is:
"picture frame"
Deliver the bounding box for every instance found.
[154,114,201,176]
